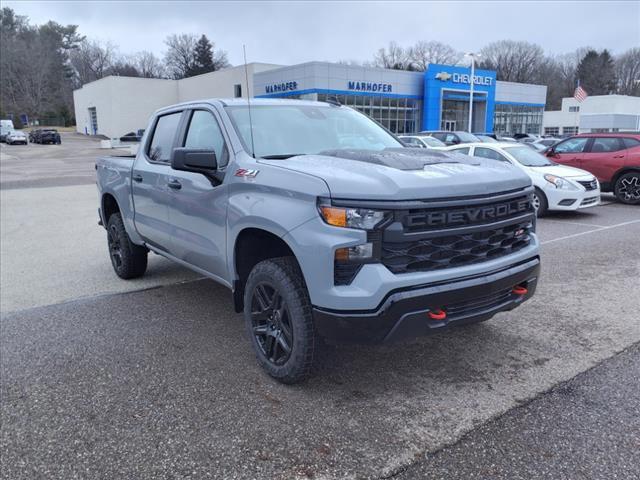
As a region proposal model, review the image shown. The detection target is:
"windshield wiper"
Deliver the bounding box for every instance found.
[260,154,306,160]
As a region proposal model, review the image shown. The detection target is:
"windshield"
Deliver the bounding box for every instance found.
[225,104,402,158]
[505,146,554,166]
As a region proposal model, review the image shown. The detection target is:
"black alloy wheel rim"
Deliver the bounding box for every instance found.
[619,175,640,202]
[251,282,294,366]
[107,224,123,268]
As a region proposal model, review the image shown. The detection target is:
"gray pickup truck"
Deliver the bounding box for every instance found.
[96,98,540,383]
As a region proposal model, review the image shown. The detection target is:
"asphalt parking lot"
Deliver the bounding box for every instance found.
[1,134,639,479]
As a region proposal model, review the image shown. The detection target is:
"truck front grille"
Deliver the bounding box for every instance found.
[381,220,532,274]
[379,192,535,275]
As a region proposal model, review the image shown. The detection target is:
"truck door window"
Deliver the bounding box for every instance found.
[148,112,182,163]
[184,110,228,166]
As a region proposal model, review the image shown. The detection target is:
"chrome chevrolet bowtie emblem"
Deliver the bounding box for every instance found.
[435,71,452,81]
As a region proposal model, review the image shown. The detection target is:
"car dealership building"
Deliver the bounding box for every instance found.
[73,61,547,139]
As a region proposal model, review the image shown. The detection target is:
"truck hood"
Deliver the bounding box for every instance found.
[258,148,531,200]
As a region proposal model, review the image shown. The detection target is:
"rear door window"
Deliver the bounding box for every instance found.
[622,137,640,149]
[147,111,183,163]
[590,137,624,153]
[474,147,509,162]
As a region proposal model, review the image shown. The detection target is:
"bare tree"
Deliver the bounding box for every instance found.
[373,41,413,70]
[69,39,117,86]
[164,33,197,79]
[615,48,640,96]
[479,40,545,83]
[408,41,460,71]
[133,50,166,78]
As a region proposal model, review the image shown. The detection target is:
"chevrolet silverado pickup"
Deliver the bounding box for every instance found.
[96,99,540,383]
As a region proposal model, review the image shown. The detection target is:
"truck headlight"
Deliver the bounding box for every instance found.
[544,174,579,191]
[318,203,386,230]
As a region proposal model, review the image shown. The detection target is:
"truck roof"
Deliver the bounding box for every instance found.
[155,98,337,114]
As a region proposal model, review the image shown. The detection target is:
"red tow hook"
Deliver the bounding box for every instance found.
[428,309,447,321]
[512,285,528,296]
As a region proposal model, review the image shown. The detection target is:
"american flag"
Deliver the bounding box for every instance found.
[574,84,588,102]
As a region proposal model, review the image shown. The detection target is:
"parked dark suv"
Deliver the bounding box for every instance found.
[33,129,61,144]
[420,131,480,146]
[546,133,640,204]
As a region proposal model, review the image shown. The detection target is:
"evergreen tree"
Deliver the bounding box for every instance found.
[189,34,215,76]
[576,49,617,95]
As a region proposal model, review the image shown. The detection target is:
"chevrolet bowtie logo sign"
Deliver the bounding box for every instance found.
[435,71,452,81]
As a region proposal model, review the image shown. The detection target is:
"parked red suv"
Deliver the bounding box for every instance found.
[546,133,640,204]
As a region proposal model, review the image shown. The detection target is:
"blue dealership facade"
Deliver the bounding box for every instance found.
[254,62,547,135]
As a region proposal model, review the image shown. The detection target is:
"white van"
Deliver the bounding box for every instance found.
[1,119,15,142]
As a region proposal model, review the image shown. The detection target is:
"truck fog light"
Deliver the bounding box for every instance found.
[335,242,373,261]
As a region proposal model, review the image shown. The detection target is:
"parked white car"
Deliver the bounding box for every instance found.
[398,135,446,149]
[443,142,600,216]
[5,130,28,145]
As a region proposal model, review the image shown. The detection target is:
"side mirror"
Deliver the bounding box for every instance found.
[545,146,556,157]
[171,148,217,173]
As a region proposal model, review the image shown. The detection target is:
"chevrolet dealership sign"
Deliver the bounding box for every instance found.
[435,71,493,86]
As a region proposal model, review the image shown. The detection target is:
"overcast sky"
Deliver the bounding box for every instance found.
[5,1,640,64]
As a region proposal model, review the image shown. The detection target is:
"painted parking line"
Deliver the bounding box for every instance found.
[541,219,640,245]
[540,219,610,228]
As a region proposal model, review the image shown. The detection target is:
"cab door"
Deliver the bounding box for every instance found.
[165,108,230,282]
[548,137,590,168]
[131,110,184,252]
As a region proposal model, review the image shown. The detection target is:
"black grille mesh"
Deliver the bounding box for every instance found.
[577,180,598,191]
[382,221,532,274]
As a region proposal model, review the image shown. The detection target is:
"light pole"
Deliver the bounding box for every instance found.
[464,52,481,133]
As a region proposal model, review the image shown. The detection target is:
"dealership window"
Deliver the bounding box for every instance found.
[568,106,580,112]
[316,93,422,134]
[493,104,543,135]
[234,84,242,98]
[544,127,559,136]
[562,126,578,135]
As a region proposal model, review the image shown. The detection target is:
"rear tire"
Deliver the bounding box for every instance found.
[106,213,147,279]
[533,188,548,217]
[243,257,315,384]
[614,172,640,205]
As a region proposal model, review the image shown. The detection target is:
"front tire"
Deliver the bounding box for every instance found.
[533,188,548,217]
[106,213,147,279]
[244,257,316,384]
[614,172,640,205]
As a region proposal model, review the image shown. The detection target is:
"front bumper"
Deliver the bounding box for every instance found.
[313,256,540,343]
[544,184,601,211]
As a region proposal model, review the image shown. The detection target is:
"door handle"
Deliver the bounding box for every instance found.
[132,174,143,183]
[168,179,182,190]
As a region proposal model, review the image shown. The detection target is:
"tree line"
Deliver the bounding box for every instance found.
[1,6,638,126]
[0,7,230,126]
[364,40,638,108]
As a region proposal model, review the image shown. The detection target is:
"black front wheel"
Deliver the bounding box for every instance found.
[106,213,148,279]
[614,172,640,205]
[244,257,316,384]
[533,188,549,217]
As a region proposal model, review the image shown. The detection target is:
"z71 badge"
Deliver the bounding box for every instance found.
[234,168,259,178]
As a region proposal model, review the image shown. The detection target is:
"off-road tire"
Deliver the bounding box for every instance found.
[244,257,316,384]
[106,213,147,279]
